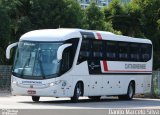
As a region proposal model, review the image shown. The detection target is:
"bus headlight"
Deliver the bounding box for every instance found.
[12,81,17,84]
[48,80,63,87]
[49,82,54,87]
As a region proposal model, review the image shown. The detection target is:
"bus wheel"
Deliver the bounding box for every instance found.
[118,82,134,100]
[126,82,134,100]
[32,96,40,102]
[88,96,101,101]
[71,82,82,103]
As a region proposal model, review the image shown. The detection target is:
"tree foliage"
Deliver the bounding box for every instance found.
[84,2,105,30]
[84,1,120,34]
[1,0,83,39]
[0,6,11,64]
[104,0,143,37]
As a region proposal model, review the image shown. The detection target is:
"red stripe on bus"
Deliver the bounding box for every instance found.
[96,33,102,40]
[96,33,109,72]
[103,61,108,71]
[105,70,152,72]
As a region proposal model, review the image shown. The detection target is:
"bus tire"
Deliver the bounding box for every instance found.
[88,96,101,101]
[71,82,83,103]
[32,96,40,102]
[118,82,134,100]
[126,82,135,100]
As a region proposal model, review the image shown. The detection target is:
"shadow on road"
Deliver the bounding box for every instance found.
[18,97,160,108]
[20,97,117,103]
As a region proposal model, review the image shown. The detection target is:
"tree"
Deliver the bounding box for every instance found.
[0,6,11,64]
[104,0,143,37]
[83,1,120,34]
[62,0,83,28]
[0,0,84,65]
[29,0,83,29]
[0,0,31,41]
[84,2,105,30]
[1,0,83,39]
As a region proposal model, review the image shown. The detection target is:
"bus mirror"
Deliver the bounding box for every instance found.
[57,44,72,61]
[6,42,18,59]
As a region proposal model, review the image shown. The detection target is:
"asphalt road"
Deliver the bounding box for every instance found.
[1,93,160,115]
[0,93,160,109]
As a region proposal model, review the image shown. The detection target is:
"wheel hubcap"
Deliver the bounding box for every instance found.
[77,86,81,97]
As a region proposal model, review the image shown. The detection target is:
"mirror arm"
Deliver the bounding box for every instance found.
[6,42,18,59]
[57,44,72,61]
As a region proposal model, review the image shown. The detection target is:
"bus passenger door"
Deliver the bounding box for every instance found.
[59,38,79,96]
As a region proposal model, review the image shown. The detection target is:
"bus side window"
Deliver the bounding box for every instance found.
[106,41,117,61]
[141,44,152,62]
[60,47,71,74]
[77,39,90,64]
[118,42,129,61]
[92,40,103,60]
[60,38,79,74]
[130,43,140,62]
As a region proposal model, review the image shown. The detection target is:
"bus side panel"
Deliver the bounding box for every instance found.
[69,61,91,96]
[143,75,152,93]
[102,75,128,96]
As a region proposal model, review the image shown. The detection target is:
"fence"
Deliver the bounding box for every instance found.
[0,65,160,97]
[0,65,12,90]
[152,71,160,97]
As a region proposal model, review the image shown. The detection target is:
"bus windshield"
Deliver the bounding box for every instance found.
[13,41,63,79]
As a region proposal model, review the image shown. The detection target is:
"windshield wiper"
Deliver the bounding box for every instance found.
[20,57,30,77]
[38,58,45,79]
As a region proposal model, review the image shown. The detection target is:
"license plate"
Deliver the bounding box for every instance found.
[27,90,36,95]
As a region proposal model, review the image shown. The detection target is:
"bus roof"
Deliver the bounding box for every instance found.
[20,29,82,42]
[20,28,152,44]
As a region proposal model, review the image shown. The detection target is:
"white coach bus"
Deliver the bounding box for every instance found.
[6,28,152,102]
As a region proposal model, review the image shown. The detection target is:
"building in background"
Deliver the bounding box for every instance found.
[77,0,131,9]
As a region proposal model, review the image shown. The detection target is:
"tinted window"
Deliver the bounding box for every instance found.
[141,44,152,62]
[92,40,103,59]
[77,39,152,64]
[130,43,140,61]
[118,42,129,61]
[78,40,91,63]
[60,38,79,74]
[106,41,117,60]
